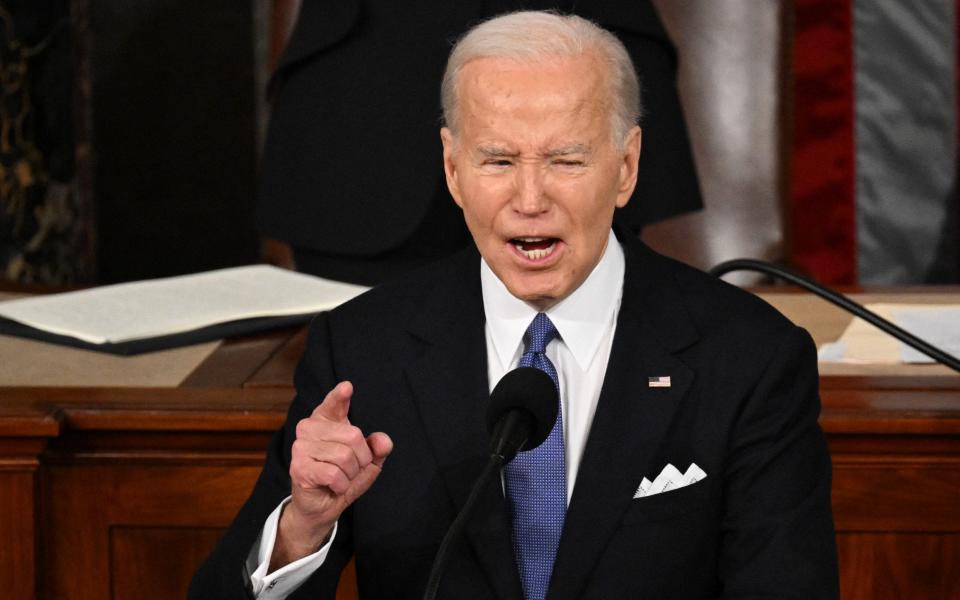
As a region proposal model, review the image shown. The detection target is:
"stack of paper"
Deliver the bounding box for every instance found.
[818,303,960,364]
[0,265,369,355]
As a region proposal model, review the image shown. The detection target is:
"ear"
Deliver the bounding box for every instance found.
[440,127,465,208]
[615,126,642,208]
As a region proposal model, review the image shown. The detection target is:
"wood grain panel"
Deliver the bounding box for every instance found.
[42,463,262,599]
[246,327,308,388]
[182,328,297,388]
[110,526,224,600]
[0,471,38,599]
[837,533,960,599]
[832,461,960,531]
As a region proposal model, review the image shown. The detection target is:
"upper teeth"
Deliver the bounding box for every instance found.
[512,238,556,260]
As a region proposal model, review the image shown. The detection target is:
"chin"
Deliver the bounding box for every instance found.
[504,279,563,309]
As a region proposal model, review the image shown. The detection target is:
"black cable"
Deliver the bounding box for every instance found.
[423,457,502,600]
[709,259,960,374]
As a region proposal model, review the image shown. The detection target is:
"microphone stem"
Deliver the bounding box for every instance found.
[423,455,503,600]
[709,259,960,374]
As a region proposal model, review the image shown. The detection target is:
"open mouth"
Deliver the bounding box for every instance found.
[510,237,559,260]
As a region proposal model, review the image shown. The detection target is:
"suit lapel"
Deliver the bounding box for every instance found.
[398,235,700,599]
[550,234,699,600]
[402,250,524,600]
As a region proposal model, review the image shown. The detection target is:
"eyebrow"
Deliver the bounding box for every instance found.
[477,146,517,158]
[544,144,590,157]
[476,144,591,158]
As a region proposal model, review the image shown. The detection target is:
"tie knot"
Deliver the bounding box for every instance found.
[523,313,558,355]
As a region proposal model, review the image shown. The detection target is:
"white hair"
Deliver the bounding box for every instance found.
[441,11,642,148]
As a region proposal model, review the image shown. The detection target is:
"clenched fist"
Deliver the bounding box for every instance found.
[270,381,393,571]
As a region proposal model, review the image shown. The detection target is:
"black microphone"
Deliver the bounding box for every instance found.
[486,366,559,465]
[422,367,559,600]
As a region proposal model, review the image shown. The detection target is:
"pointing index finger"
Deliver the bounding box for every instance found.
[313,381,353,422]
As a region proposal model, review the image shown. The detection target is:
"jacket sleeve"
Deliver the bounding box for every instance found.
[718,326,839,599]
[189,314,356,599]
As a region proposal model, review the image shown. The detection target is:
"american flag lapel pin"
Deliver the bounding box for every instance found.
[648,376,671,388]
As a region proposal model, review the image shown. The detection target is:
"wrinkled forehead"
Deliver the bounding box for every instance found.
[455,54,613,135]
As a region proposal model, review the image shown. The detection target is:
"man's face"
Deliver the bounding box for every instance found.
[441,53,641,310]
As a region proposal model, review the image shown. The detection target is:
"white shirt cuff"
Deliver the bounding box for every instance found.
[246,497,338,598]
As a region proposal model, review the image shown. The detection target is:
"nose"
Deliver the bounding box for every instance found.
[511,163,550,215]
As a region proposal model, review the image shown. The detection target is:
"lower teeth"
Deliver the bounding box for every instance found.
[515,244,554,259]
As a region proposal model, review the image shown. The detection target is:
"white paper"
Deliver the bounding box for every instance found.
[893,307,960,363]
[0,265,370,344]
[817,303,960,364]
[817,341,848,362]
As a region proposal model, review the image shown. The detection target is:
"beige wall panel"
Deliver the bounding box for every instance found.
[644,0,784,284]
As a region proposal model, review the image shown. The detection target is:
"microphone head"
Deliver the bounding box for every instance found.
[486,367,559,453]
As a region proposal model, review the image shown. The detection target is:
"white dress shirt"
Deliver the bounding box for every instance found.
[248,230,625,598]
[481,230,624,502]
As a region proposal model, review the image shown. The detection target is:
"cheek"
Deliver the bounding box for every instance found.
[460,197,492,228]
[558,186,617,234]
[457,196,499,247]
[459,180,510,226]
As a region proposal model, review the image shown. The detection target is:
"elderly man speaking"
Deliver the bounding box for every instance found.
[192,11,838,600]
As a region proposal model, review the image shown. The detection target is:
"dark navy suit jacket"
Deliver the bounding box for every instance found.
[191,231,839,599]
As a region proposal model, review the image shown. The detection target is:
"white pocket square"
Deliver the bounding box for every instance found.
[634,463,707,498]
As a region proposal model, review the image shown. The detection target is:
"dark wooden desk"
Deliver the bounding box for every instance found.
[1,291,959,599]
[0,328,303,600]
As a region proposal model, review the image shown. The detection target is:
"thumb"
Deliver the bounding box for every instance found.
[313,380,353,422]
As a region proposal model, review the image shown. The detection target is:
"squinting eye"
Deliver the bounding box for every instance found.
[554,160,584,167]
[484,160,512,167]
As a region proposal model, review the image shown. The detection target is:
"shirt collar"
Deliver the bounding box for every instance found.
[481,229,625,371]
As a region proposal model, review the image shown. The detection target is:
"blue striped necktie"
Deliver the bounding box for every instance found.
[504,312,566,600]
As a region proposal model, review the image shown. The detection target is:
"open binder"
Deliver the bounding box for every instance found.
[0,265,369,356]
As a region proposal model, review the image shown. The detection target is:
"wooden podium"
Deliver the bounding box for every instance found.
[1,289,958,599]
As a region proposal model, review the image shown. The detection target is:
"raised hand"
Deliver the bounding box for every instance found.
[271,381,393,570]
